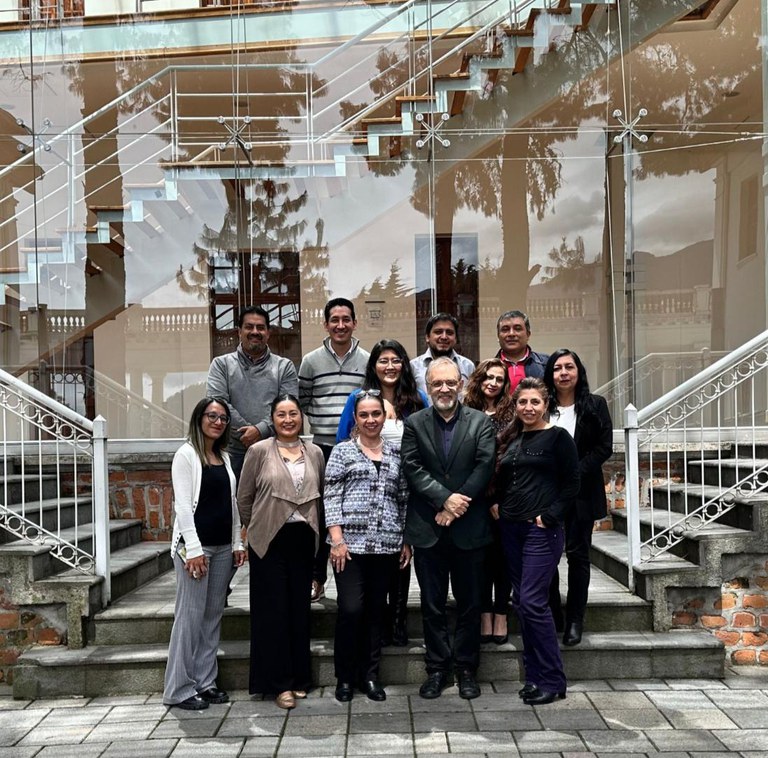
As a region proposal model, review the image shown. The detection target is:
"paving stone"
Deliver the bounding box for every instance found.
[580,730,656,753]
[238,736,281,757]
[103,704,169,722]
[277,697,349,715]
[413,710,477,732]
[26,698,90,709]
[349,711,412,733]
[607,680,670,691]
[409,694,472,713]
[151,717,222,739]
[645,728,729,751]
[723,709,768,729]
[378,684,421,696]
[18,725,94,746]
[169,737,245,757]
[492,681,534,695]
[283,714,348,736]
[0,749,39,758]
[527,693,593,710]
[512,730,585,752]
[662,709,739,729]
[164,703,228,721]
[568,681,613,692]
[450,731,519,753]
[85,720,158,742]
[587,692,656,710]
[100,740,177,758]
[87,695,150,707]
[33,745,109,758]
[600,708,672,730]
[0,728,34,748]
[708,691,768,709]
[347,733,413,755]
[350,695,410,713]
[647,691,721,709]
[226,700,290,718]
[0,699,33,710]
[665,679,729,690]
[474,710,541,731]
[536,708,608,730]
[39,706,111,726]
[0,709,49,730]
[275,734,347,756]
[413,731,448,753]
[714,729,768,751]
[216,716,286,737]
[471,693,537,712]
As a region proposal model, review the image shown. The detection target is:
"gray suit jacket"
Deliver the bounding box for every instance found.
[401,404,496,550]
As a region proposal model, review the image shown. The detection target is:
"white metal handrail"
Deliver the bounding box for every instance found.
[624,330,768,590]
[0,367,111,604]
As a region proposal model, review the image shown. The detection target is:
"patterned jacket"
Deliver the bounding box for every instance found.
[324,439,409,554]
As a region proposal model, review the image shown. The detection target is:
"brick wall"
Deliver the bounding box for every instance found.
[670,555,768,665]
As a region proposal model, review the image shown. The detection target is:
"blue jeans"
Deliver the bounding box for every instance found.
[499,520,566,692]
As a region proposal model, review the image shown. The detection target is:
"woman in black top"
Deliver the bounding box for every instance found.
[543,349,613,647]
[495,378,579,705]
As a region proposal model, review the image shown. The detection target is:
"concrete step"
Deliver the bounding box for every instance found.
[688,458,768,488]
[89,560,652,646]
[1,474,60,506]
[0,519,143,581]
[0,496,93,544]
[12,629,724,699]
[652,482,762,531]
[611,507,754,566]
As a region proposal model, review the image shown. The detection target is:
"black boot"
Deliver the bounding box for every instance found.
[390,564,410,647]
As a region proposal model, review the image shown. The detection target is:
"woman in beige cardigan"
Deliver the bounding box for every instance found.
[237,393,325,710]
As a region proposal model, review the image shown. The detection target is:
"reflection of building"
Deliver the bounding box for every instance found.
[0,1,762,437]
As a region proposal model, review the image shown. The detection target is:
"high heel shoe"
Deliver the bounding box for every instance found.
[491,634,508,645]
[523,690,566,706]
[276,691,296,709]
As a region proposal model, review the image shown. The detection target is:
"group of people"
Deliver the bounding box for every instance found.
[160,299,613,713]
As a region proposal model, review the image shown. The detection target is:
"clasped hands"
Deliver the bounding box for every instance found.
[435,493,470,527]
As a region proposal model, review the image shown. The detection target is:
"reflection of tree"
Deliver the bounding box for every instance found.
[542,235,594,290]
[356,259,412,302]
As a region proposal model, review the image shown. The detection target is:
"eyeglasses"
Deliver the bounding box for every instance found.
[204,412,230,424]
[358,389,381,398]
[429,379,460,390]
[376,358,403,367]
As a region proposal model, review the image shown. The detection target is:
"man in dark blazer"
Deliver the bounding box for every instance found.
[401,357,496,700]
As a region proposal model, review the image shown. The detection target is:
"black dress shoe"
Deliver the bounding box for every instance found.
[173,694,209,710]
[198,687,229,704]
[335,681,354,702]
[523,689,566,706]
[518,683,539,699]
[360,680,386,701]
[563,622,583,646]
[419,671,453,699]
[480,634,493,644]
[457,670,481,700]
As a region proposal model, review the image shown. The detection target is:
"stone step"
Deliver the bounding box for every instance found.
[0,519,143,581]
[688,458,768,488]
[0,496,93,544]
[1,474,60,506]
[89,560,652,646]
[651,482,761,531]
[611,507,754,565]
[12,629,724,699]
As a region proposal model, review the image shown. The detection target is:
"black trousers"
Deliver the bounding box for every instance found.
[333,553,399,683]
[248,523,315,694]
[481,522,512,615]
[549,513,595,626]
[413,532,485,675]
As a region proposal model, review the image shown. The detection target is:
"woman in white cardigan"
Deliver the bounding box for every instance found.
[163,397,246,711]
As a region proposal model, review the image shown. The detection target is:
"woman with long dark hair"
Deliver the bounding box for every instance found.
[163,397,246,711]
[543,349,613,647]
[464,359,515,645]
[237,394,325,710]
[336,339,426,646]
[495,378,579,705]
[326,391,410,702]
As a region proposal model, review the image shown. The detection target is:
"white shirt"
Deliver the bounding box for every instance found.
[552,404,577,438]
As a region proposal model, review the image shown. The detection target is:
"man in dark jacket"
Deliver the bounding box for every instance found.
[495,310,548,393]
[401,358,496,700]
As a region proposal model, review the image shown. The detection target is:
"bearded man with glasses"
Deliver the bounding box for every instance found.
[401,357,496,700]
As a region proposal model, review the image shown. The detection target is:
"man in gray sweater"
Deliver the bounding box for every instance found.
[207,305,299,479]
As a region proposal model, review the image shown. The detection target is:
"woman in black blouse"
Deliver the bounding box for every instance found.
[543,349,613,647]
[494,378,579,705]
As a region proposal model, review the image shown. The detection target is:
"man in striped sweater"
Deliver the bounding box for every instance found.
[299,297,370,600]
